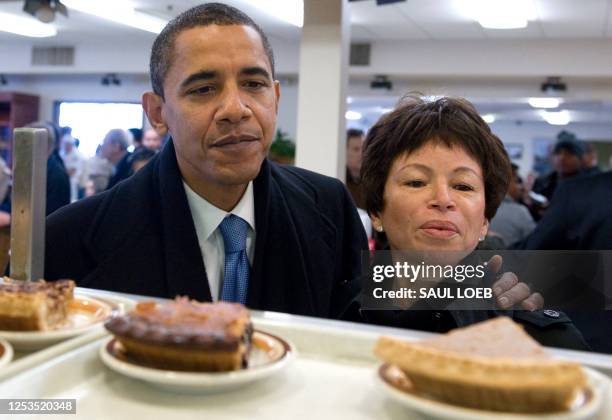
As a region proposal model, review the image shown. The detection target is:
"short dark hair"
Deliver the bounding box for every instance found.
[129,128,143,144]
[131,148,157,165]
[361,94,511,221]
[150,2,276,98]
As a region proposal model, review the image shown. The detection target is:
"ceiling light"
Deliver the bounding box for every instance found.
[62,0,167,33]
[456,0,537,29]
[482,114,496,123]
[541,110,570,126]
[241,0,304,27]
[345,111,362,121]
[0,12,57,37]
[528,97,561,109]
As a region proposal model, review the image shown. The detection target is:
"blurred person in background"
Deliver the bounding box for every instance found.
[142,128,163,151]
[26,121,70,215]
[60,127,87,202]
[515,170,612,353]
[130,148,157,173]
[128,128,144,154]
[489,163,536,247]
[101,128,132,189]
[580,141,601,177]
[345,128,365,210]
[84,145,113,196]
[532,134,584,202]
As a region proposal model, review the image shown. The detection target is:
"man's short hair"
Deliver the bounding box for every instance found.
[129,128,143,144]
[150,2,276,99]
[104,129,130,151]
[347,128,364,142]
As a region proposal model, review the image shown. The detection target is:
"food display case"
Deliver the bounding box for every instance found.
[1,288,611,420]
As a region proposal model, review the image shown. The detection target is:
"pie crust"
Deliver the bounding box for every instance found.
[375,316,587,413]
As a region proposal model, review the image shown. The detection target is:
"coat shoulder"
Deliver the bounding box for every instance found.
[270,163,348,204]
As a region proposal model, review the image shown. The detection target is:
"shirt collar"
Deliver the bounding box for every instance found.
[183,180,255,240]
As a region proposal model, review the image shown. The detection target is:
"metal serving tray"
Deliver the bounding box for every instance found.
[0,308,611,420]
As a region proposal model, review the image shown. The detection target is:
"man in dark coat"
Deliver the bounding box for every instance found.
[45,141,364,319]
[515,171,612,353]
[44,3,367,320]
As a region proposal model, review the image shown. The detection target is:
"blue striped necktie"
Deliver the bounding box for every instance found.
[219,214,250,304]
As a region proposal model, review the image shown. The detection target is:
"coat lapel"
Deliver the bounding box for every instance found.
[248,160,334,315]
[155,140,212,301]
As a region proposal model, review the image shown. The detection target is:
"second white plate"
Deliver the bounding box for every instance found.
[99,330,295,393]
[377,363,609,420]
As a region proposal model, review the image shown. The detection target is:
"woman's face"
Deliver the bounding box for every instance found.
[372,141,488,252]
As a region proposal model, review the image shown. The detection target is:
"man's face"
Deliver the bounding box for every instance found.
[100,139,115,160]
[346,135,364,175]
[152,25,279,191]
[553,149,581,176]
[507,173,523,201]
[143,129,162,150]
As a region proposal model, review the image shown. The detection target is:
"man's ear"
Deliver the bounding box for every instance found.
[273,80,280,115]
[142,92,168,136]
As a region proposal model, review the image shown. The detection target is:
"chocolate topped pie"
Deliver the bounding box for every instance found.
[375,317,587,413]
[0,278,75,331]
[105,298,253,372]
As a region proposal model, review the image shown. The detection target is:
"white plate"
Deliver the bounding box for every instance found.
[377,363,608,420]
[99,330,295,393]
[0,338,13,368]
[0,293,127,351]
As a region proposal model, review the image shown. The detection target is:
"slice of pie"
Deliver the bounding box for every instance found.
[0,278,75,331]
[375,316,587,413]
[105,297,253,372]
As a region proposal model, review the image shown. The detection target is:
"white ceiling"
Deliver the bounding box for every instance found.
[1,0,612,43]
[350,0,612,40]
[1,0,612,126]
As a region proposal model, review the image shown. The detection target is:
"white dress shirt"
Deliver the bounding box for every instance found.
[183,181,256,301]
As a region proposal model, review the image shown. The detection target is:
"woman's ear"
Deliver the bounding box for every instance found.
[142,92,168,136]
[370,213,384,233]
[480,219,490,239]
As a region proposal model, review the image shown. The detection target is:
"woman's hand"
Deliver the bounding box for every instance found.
[487,255,544,311]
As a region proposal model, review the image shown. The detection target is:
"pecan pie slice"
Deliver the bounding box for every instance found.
[105,297,253,372]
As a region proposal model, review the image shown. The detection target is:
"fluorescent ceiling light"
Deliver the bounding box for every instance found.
[456,0,537,29]
[482,114,496,123]
[528,97,561,109]
[0,12,57,37]
[379,107,394,114]
[62,0,167,33]
[241,0,304,27]
[345,110,362,120]
[541,110,570,126]
[346,97,353,104]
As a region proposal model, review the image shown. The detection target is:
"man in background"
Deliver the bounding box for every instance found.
[489,164,536,247]
[60,127,87,201]
[345,128,365,209]
[101,128,132,189]
[142,128,163,151]
[532,136,583,202]
[581,142,601,176]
